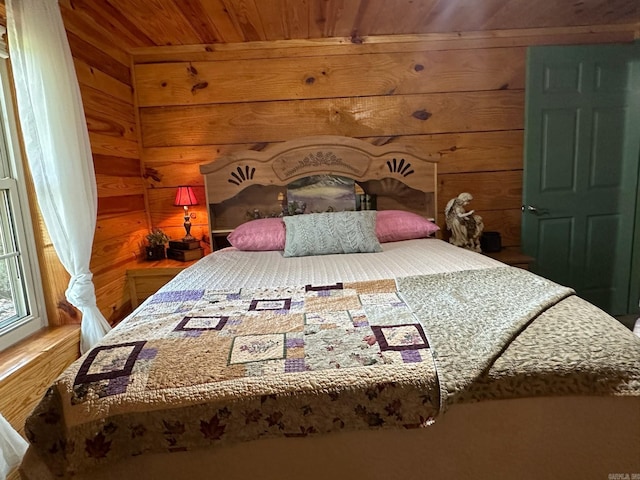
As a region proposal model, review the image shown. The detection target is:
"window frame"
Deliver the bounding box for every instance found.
[0,58,47,351]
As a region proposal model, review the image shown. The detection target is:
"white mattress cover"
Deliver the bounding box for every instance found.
[162,238,504,293]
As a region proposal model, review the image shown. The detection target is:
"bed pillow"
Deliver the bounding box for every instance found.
[375,210,440,243]
[283,210,382,257]
[227,218,285,251]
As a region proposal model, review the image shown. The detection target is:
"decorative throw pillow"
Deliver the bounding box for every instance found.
[375,210,439,243]
[283,211,382,257]
[227,218,285,251]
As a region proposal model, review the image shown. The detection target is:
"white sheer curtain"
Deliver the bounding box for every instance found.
[6,0,111,354]
[0,414,27,480]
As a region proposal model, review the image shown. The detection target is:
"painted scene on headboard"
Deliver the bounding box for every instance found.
[286,175,356,215]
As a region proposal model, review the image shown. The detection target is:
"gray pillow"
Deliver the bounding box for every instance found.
[283,211,382,257]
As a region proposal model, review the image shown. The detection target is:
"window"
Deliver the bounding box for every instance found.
[0,52,46,351]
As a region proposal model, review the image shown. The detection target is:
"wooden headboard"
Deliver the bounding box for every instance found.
[199,135,438,240]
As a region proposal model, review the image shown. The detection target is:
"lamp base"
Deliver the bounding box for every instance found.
[169,239,201,250]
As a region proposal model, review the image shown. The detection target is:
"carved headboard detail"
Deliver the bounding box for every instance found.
[199,135,438,239]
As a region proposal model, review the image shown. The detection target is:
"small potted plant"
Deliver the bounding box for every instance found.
[145,228,169,260]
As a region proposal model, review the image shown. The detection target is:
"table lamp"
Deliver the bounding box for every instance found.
[174,186,198,242]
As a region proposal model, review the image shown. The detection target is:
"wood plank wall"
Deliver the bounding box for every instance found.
[132,26,638,248]
[56,4,149,325]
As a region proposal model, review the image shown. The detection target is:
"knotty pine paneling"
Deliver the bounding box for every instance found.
[141,130,524,189]
[135,40,528,247]
[134,30,638,251]
[82,74,146,322]
[66,31,131,86]
[59,2,132,66]
[135,47,525,106]
[140,90,524,147]
[79,84,137,142]
[74,58,132,104]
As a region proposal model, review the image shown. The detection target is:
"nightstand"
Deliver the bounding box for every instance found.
[127,258,199,309]
[483,247,534,270]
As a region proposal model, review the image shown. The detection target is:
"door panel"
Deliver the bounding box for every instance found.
[590,107,625,188]
[536,217,574,286]
[541,109,578,192]
[523,44,640,315]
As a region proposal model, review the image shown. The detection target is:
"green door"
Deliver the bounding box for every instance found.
[522,44,640,315]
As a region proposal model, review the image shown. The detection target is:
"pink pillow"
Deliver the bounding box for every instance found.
[375,210,439,243]
[227,218,285,251]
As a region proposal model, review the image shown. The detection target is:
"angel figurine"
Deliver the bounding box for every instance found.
[444,192,484,252]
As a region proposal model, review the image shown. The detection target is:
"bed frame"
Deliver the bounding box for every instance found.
[199,135,438,240]
[21,136,640,480]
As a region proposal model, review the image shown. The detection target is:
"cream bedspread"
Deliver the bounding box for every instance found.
[22,240,640,478]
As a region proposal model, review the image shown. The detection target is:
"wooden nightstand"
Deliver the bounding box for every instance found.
[127,258,199,309]
[484,247,534,270]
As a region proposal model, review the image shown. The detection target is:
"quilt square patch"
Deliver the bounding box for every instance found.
[249,298,292,312]
[304,327,380,370]
[371,324,429,351]
[229,334,285,364]
[359,292,403,305]
[75,341,146,385]
[303,294,361,313]
[174,316,228,332]
[305,310,352,327]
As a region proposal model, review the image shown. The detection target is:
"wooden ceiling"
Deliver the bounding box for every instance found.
[50,0,640,52]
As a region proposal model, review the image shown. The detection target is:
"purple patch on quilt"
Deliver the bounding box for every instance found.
[286,337,304,348]
[226,293,241,300]
[285,358,306,373]
[106,376,130,396]
[401,350,422,363]
[138,348,158,360]
[150,290,204,303]
[291,300,304,309]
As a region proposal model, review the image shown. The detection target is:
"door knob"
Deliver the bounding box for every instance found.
[521,205,549,215]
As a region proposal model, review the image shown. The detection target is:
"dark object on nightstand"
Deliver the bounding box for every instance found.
[168,239,203,260]
[480,231,502,253]
[169,239,201,250]
[167,247,204,262]
[145,245,166,260]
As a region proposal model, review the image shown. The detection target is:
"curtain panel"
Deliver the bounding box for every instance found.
[6,0,111,353]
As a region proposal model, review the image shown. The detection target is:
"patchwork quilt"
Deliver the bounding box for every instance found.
[25,268,640,478]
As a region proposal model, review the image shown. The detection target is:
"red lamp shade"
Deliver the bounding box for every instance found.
[174,186,198,207]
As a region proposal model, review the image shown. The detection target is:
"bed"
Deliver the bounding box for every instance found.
[20,136,640,479]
